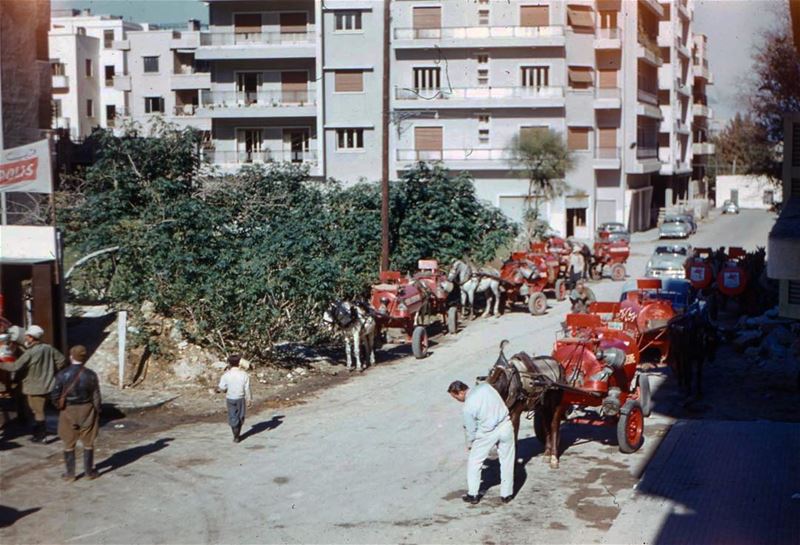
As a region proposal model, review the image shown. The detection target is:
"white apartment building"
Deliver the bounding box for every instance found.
[49,9,142,138]
[691,32,714,190]
[50,0,715,236]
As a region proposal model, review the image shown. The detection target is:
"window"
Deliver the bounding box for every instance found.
[521,66,549,88]
[280,12,308,34]
[599,10,618,29]
[477,54,489,64]
[144,96,165,114]
[106,105,117,126]
[334,70,364,93]
[413,6,441,37]
[479,128,490,145]
[414,126,443,155]
[143,56,159,73]
[520,5,549,27]
[337,128,364,150]
[567,7,594,30]
[84,59,92,77]
[568,67,593,90]
[86,99,94,118]
[104,65,115,86]
[103,29,114,48]
[479,0,489,3]
[52,99,62,118]
[51,62,65,76]
[478,69,489,86]
[478,9,490,25]
[413,67,441,91]
[567,127,590,150]
[335,11,362,31]
[478,114,490,124]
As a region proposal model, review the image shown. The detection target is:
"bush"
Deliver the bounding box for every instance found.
[60,129,516,361]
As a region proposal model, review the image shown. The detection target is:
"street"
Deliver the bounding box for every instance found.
[0,210,790,544]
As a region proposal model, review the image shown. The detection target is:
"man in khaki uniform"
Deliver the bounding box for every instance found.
[0,325,66,442]
[51,345,101,481]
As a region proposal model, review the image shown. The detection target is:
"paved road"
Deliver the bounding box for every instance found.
[0,210,779,544]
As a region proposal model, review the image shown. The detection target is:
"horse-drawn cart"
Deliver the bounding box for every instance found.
[528,241,569,301]
[498,252,550,315]
[590,231,630,281]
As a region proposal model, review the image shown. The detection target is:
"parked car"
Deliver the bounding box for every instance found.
[665,213,697,234]
[596,222,631,243]
[659,218,692,239]
[646,243,692,279]
[722,200,740,214]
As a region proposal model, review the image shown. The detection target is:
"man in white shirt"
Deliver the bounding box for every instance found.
[448,380,515,505]
[217,355,252,443]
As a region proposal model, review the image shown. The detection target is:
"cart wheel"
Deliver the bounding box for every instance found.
[590,264,603,281]
[554,279,567,301]
[411,326,428,359]
[528,292,547,315]
[639,374,652,417]
[617,399,644,453]
[533,411,546,444]
[447,306,458,335]
[611,264,626,282]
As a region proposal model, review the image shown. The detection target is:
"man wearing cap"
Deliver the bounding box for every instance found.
[217,355,252,443]
[0,325,66,442]
[51,345,102,481]
[448,380,515,505]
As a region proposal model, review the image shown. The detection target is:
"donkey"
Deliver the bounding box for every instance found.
[668,303,718,399]
[485,341,565,469]
[323,300,377,372]
[447,259,503,319]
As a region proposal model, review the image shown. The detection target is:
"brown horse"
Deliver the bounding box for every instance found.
[485,341,566,468]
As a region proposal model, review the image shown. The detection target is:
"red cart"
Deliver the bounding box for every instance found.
[370,271,430,359]
[590,231,630,281]
[499,252,550,315]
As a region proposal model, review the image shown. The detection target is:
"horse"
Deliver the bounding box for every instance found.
[485,340,566,469]
[322,300,377,372]
[447,259,503,319]
[668,303,718,399]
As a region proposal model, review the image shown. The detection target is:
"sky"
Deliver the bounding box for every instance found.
[53,0,789,128]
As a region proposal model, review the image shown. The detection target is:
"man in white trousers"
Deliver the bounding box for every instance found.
[448,380,515,505]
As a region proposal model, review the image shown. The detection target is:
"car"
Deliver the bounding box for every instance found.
[596,222,631,243]
[646,243,692,279]
[665,213,697,234]
[659,218,692,239]
[722,200,740,214]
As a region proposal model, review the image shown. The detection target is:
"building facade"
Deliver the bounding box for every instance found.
[51,0,716,236]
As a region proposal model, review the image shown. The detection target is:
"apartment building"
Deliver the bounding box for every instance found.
[49,9,142,138]
[691,32,714,190]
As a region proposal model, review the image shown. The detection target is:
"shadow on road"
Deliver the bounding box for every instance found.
[240,415,284,442]
[0,505,41,528]
[66,311,117,361]
[479,436,544,498]
[96,437,174,475]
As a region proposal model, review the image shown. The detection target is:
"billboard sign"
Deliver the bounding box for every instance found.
[0,139,52,194]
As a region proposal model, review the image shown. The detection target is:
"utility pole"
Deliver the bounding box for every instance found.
[380,0,391,272]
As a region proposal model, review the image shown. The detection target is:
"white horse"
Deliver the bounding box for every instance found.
[447,259,503,319]
[322,301,376,372]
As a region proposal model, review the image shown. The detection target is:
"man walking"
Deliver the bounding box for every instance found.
[0,325,66,442]
[448,380,515,505]
[51,345,102,481]
[217,355,252,443]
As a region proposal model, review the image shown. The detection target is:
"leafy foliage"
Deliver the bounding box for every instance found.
[712,113,780,180]
[60,129,515,361]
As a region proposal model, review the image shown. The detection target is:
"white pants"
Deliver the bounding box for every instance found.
[467,419,515,497]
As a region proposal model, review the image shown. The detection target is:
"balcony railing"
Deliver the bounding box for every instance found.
[637,89,658,105]
[397,148,515,162]
[595,147,620,159]
[52,74,69,88]
[199,31,315,46]
[595,27,621,40]
[395,86,564,101]
[200,89,317,108]
[174,104,198,116]
[595,87,621,99]
[393,25,564,40]
[636,146,658,159]
[204,149,318,165]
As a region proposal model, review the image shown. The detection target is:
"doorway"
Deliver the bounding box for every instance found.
[283,129,309,163]
[237,129,262,163]
[236,72,261,105]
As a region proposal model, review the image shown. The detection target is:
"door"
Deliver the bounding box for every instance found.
[414,126,442,160]
[237,72,260,105]
[730,189,739,206]
[280,12,308,39]
[281,71,308,104]
[283,129,310,163]
[234,13,261,44]
[598,127,617,157]
[596,199,617,226]
[237,129,262,163]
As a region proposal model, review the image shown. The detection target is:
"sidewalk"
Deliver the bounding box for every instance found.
[604,419,800,545]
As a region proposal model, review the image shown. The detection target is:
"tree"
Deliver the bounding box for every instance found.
[712,113,779,179]
[508,128,574,236]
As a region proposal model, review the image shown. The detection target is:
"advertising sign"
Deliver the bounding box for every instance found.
[0,139,52,194]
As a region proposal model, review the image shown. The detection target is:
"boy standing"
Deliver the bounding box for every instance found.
[217,355,251,443]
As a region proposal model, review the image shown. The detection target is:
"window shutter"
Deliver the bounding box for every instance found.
[520,5,549,27]
[598,127,617,148]
[413,7,441,29]
[568,127,590,150]
[235,13,262,33]
[415,127,443,151]
[567,7,595,28]
[335,71,364,92]
[598,69,618,88]
[520,126,548,141]
[282,71,308,102]
[569,67,594,88]
[280,12,308,33]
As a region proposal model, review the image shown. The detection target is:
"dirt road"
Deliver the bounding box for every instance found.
[0,210,778,544]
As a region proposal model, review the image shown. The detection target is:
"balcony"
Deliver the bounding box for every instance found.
[393,86,565,109]
[676,37,691,58]
[636,147,658,159]
[203,148,318,166]
[594,87,621,109]
[392,25,565,49]
[694,64,711,81]
[693,103,711,118]
[170,30,201,49]
[171,72,211,90]
[594,27,621,49]
[197,89,317,118]
[675,119,690,135]
[113,39,130,50]
[113,74,131,91]
[637,88,658,106]
[593,147,621,169]
[51,74,69,90]
[636,37,662,67]
[692,142,715,155]
[676,79,692,97]
[196,30,316,60]
[628,145,661,174]
[396,148,519,170]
